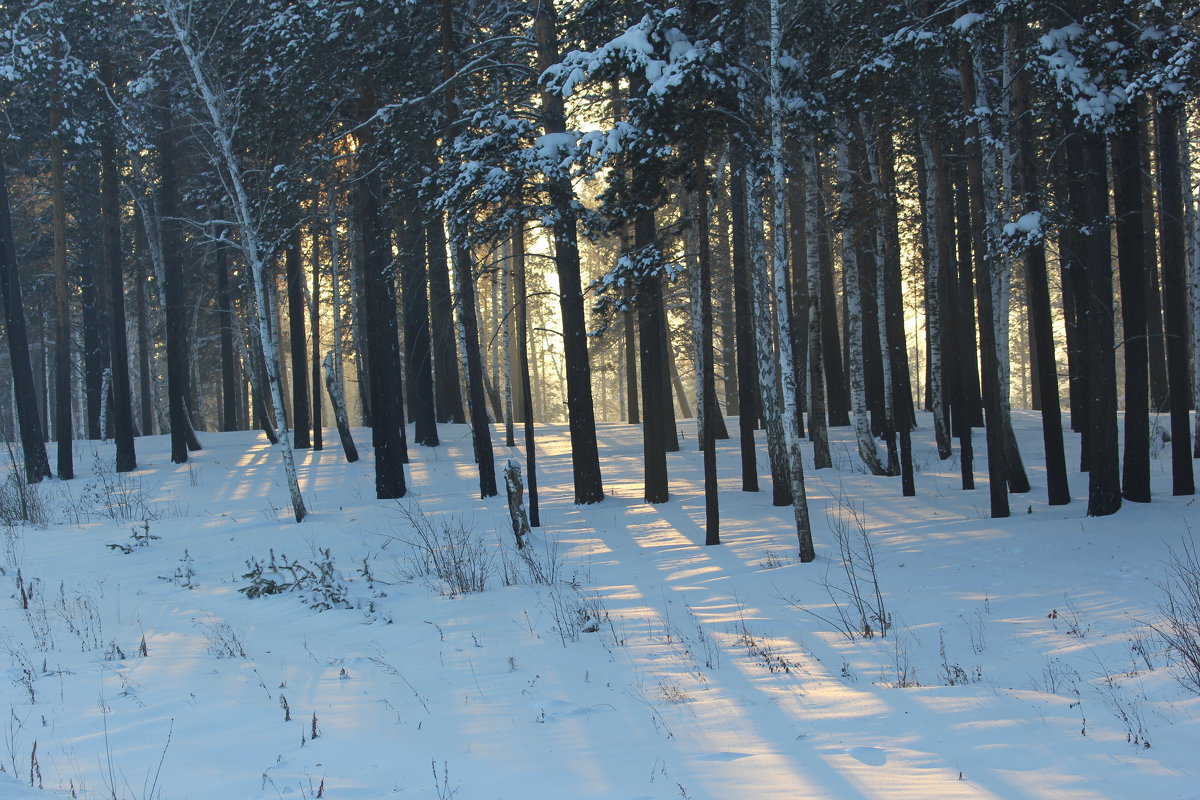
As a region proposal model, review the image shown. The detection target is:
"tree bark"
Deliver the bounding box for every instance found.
[100,69,137,472]
[1009,21,1069,505]
[1155,99,1196,496]
[286,233,311,449]
[512,224,539,525]
[533,0,604,504]
[50,76,73,479]
[400,194,438,447]
[0,142,51,483]
[730,149,761,491]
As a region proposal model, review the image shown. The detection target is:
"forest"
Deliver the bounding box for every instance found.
[1,0,1198,547]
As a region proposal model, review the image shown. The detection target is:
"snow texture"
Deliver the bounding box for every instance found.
[0,413,1196,798]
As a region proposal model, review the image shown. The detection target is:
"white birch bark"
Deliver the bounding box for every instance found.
[973,48,1027,487]
[920,135,951,458]
[802,141,832,469]
[973,52,1012,417]
[746,170,791,501]
[162,0,306,522]
[836,121,887,476]
[768,0,813,560]
[684,189,704,442]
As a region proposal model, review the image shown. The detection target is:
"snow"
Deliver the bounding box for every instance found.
[952,13,985,33]
[0,413,1197,799]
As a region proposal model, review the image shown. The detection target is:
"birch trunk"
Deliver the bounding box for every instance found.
[163,0,305,521]
[323,352,358,463]
[802,142,831,470]
[747,169,793,507]
[769,0,814,560]
[919,132,951,460]
[973,50,1029,495]
[836,123,887,476]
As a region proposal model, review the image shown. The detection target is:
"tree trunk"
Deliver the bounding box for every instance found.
[0,142,51,483]
[1009,22,1069,505]
[426,215,464,424]
[767,0,814,559]
[165,0,305,519]
[310,224,323,451]
[533,0,604,504]
[50,80,73,479]
[512,224,540,525]
[1112,105,1150,502]
[158,108,191,466]
[836,123,887,476]
[747,169,793,506]
[730,149,761,491]
[400,195,438,447]
[960,44,1008,517]
[441,0,495,497]
[919,130,952,460]
[690,155,720,546]
[286,234,311,449]
[1155,99,1196,495]
[100,70,137,472]
[323,353,358,462]
[875,118,915,496]
[802,143,832,470]
[216,239,238,431]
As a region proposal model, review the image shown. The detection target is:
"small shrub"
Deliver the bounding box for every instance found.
[107,520,159,554]
[1150,538,1200,695]
[240,548,350,611]
[200,621,247,659]
[393,505,493,597]
[0,446,47,528]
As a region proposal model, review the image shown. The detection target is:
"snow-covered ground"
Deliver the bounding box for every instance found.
[0,412,1195,799]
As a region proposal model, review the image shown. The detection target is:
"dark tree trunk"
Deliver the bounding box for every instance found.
[216,240,238,432]
[1155,100,1196,496]
[1009,23,1068,505]
[356,83,406,500]
[453,243,497,497]
[426,215,464,424]
[133,215,154,437]
[816,178,850,427]
[1112,106,1150,503]
[80,232,107,442]
[876,120,915,496]
[715,180,738,417]
[513,224,539,525]
[441,0,494,497]
[159,111,191,465]
[50,88,73,479]
[0,142,51,483]
[635,207,669,504]
[100,76,136,471]
[310,225,323,451]
[960,48,1007,517]
[691,153,719,545]
[533,0,604,504]
[730,153,760,492]
[286,234,310,449]
[400,196,438,447]
[1140,104,1168,413]
[622,282,639,424]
